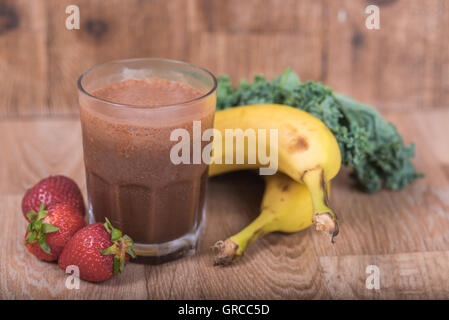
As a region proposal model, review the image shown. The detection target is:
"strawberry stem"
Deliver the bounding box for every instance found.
[25,202,59,254]
[100,218,136,275]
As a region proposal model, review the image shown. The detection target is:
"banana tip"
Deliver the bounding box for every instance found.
[314,212,339,243]
[212,239,240,266]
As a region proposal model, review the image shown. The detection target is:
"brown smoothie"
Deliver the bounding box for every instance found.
[80,78,215,244]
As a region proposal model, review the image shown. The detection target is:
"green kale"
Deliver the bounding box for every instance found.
[216,68,423,193]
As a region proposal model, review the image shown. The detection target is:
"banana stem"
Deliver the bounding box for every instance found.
[213,211,275,266]
[302,167,339,242]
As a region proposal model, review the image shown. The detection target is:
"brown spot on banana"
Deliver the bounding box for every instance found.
[288,136,309,153]
[285,124,298,135]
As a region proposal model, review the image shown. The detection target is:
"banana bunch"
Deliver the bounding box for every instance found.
[209,104,341,265]
[214,173,331,265]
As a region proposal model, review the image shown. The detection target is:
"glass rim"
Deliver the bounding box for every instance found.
[77,58,218,110]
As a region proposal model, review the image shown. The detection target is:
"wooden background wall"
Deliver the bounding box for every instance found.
[0,0,448,118]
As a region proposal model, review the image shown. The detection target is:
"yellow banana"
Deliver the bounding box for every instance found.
[209,104,341,240]
[214,173,328,265]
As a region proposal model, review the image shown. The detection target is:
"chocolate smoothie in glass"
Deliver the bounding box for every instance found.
[78,59,217,263]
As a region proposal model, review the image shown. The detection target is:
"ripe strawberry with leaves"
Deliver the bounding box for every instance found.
[58,218,136,282]
[22,175,85,220]
[25,202,85,261]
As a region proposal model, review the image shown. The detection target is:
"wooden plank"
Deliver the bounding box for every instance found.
[0,0,49,117]
[189,0,325,84]
[1,0,448,117]
[198,0,323,34]
[189,32,325,86]
[324,0,448,111]
[0,117,85,197]
[441,1,449,107]
[46,0,192,115]
[320,251,449,299]
[406,109,449,166]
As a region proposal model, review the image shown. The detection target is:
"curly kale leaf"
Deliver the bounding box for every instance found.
[216,68,423,193]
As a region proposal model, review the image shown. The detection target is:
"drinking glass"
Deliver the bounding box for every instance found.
[78,58,217,263]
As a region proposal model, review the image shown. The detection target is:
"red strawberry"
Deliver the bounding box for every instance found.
[22,175,85,220]
[58,219,136,282]
[25,202,85,261]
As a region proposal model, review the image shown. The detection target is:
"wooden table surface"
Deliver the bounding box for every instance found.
[1,109,449,300]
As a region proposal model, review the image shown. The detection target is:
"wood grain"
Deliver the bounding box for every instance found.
[320,251,449,299]
[0,0,448,117]
[0,110,448,299]
[325,0,449,111]
[47,0,193,116]
[0,0,49,117]
[189,0,325,84]
[0,117,85,196]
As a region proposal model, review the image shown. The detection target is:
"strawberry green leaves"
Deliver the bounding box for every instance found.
[123,235,137,259]
[42,223,60,233]
[25,202,60,253]
[38,235,51,254]
[103,218,124,242]
[114,256,121,275]
[99,218,136,275]
[111,228,122,242]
